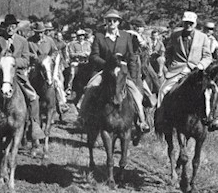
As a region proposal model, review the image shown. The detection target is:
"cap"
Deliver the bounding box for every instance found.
[182,11,197,23]
[77,29,86,36]
[205,22,215,29]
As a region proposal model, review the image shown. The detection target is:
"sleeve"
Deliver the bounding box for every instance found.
[126,33,137,81]
[15,38,29,69]
[89,34,106,68]
[165,34,174,68]
[198,35,212,70]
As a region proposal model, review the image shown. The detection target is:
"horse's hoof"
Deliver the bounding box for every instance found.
[89,162,95,171]
[107,179,116,190]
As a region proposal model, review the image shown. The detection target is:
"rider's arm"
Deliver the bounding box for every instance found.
[126,33,137,82]
[14,36,29,69]
[89,33,106,67]
[198,34,212,70]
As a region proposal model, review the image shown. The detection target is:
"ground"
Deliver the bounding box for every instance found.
[2,102,218,193]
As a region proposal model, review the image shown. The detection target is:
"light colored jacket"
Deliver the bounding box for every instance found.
[165,29,212,79]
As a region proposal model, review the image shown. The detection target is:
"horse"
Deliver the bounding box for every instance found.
[71,61,95,106]
[29,56,56,157]
[0,56,27,192]
[155,65,218,193]
[83,56,139,189]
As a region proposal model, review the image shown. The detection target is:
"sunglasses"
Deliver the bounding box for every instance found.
[206,27,214,30]
[107,18,119,23]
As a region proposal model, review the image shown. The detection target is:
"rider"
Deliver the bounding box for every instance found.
[66,29,91,95]
[28,22,69,113]
[149,30,166,80]
[0,14,45,140]
[155,11,212,129]
[204,22,218,60]
[78,9,150,132]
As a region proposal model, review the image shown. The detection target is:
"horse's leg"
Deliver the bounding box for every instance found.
[43,109,55,158]
[101,130,115,189]
[118,129,131,186]
[8,127,24,192]
[0,136,12,185]
[87,126,99,170]
[190,134,206,192]
[31,139,40,157]
[177,132,191,193]
[165,128,178,186]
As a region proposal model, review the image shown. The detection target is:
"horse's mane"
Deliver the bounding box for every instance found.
[164,69,206,120]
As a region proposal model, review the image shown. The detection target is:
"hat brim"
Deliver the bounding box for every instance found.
[104,13,122,20]
[45,27,54,30]
[4,21,19,26]
[182,19,196,23]
[34,29,45,32]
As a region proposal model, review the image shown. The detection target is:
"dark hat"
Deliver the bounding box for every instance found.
[131,18,145,27]
[33,22,46,32]
[4,14,19,25]
[104,9,122,20]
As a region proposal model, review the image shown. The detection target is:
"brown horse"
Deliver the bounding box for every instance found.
[29,56,56,157]
[155,65,218,193]
[83,56,139,189]
[0,56,27,192]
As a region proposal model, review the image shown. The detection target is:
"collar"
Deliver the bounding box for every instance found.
[182,29,195,38]
[105,29,120,38]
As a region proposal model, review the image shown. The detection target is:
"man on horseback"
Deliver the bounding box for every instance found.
[0,14,45,140]
[65,29,91,95]
[155,11,212,129]
[78,9,150,132]
[28,22,69,113]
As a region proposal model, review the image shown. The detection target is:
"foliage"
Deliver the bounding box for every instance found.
[0,0,218,31]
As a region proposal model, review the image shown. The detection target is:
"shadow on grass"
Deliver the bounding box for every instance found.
[49,136,87,148]
[16,164,73,187]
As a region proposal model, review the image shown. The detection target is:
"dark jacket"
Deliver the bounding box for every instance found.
[89,30,137,81]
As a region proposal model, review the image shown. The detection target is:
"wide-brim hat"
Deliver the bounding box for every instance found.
[104,9,122,20]
[33,22,46,32]
[182,11,197,23]
[131,18,145,27]
[205,22,215,29]
[44,22,54,30]
[4,14,19,26]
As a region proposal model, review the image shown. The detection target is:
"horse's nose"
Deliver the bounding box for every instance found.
[1,83,13,98]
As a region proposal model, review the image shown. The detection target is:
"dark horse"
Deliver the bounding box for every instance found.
[29,56,56,157]
[83,57,138,189]
[155,65,218,193]
[0,56,27,192]
[71,61,95,106]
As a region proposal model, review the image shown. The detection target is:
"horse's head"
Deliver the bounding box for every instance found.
[203,63,218,129]
[0,56,16,98]
[41,55,54,86]
[104,53,128,105]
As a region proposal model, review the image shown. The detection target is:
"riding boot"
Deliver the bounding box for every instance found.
[29,99,45,140]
